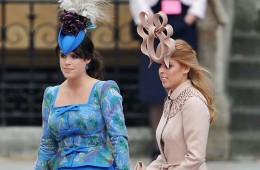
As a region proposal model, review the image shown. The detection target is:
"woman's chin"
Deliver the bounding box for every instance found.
[63,74,74,79]
[161,82,170,90]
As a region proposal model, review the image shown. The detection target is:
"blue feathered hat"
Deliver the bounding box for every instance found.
[57,0,110,55]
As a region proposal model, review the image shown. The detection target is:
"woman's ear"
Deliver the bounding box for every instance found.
[183,65,190,75]
[85,58,91,64]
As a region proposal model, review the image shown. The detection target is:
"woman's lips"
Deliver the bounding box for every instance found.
[63,68,73,72]
[160,77,168,81]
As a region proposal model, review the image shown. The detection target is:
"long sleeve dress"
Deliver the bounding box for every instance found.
[35,80,130,170]
[146,80,210,170]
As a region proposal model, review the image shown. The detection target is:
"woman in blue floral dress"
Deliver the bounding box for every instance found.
[34,1,130,170]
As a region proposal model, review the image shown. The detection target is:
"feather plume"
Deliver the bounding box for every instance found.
[58,0,111,24]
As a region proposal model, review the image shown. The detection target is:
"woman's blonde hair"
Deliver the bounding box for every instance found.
[172,39,216,123]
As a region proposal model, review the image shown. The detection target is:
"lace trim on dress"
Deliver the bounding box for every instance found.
[163,87,207,118]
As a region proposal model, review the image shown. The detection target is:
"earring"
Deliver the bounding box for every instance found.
[85,64,89,70]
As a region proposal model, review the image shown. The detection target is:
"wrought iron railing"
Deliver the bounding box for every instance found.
[0,0,148,126]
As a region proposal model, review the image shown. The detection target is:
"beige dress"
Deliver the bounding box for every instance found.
[147,80,210,170]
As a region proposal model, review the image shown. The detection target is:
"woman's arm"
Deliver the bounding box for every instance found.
[100,81,130,170]
[185,0,207,20]
[35,87,58,170]
[129,0,154,25]
[175,97,210,170]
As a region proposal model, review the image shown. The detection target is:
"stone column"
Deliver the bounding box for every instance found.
[197,0,235,160]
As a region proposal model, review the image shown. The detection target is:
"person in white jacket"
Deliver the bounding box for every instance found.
[129,0,207,159]
[129,0,207,49]
[129,0,206,23]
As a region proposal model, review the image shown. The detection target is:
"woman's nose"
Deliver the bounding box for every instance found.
[159,65,165,74]
[65,56,72,64]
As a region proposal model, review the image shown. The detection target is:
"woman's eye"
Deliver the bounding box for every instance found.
[72,54,80,59]
[60,53,66,58]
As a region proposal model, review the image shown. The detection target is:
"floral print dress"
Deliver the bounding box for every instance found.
[35,80,130,170]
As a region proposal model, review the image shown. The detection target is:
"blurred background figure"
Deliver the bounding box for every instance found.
[129,0,207,159]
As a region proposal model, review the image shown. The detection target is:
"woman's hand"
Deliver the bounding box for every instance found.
[184,13,198,25]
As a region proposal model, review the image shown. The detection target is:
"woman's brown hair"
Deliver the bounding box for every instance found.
[172,39,216,123]
[55,35,104,79]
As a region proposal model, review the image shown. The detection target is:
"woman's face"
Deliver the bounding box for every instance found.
[158,58,189,91]
[59,51,91,79]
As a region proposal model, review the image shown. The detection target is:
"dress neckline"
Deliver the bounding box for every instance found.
[52,80,100,108]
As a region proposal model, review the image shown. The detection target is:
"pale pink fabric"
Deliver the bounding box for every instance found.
[137,11,175,68]
[146,80,210,170]
[161,0,182,15]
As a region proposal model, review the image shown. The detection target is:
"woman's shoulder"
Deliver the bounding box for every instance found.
[95,80,121,98]
[169,86,207,115]
[181,87,209,114]
[178,86,207,105]
[96,80,118,86]
[181,91,210,118]
[43,85,60,103]
[44,85,59,95]
[96,80,120,91]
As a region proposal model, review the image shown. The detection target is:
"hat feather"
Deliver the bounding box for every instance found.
[58,0,111,24]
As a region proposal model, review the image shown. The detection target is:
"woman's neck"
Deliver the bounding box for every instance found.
[65,74,92,89]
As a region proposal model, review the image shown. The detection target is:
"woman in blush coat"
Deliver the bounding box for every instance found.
[135,10,216,169]
[146,39,216,170]
[129,0,207,159]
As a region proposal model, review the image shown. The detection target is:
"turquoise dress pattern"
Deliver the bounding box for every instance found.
[35,80,130,170]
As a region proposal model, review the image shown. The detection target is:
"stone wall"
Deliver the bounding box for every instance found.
[228,0,260,160]
[198,0,234,160]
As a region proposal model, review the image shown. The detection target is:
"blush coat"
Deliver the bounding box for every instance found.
[147,80,210,170]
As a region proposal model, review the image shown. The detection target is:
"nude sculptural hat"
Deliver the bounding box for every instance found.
[137,11,176,68]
